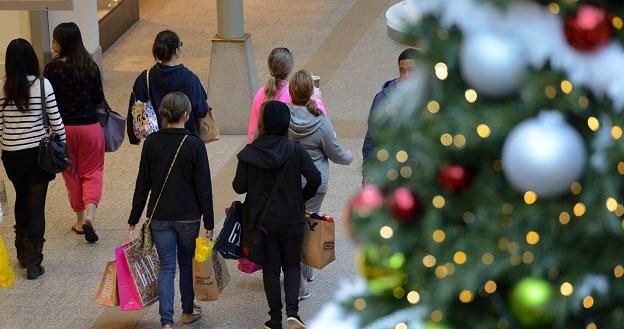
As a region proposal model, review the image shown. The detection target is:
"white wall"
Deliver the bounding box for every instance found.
[48,0,99,54]
[0,10,31,77]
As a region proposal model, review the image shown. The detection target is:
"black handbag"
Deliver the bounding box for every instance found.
[214,201,244,259]
[241,153,291,265]
[37,78,69,174]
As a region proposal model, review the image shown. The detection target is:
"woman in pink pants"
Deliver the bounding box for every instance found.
[44,22,105,243]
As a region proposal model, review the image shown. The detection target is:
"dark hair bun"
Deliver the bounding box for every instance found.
[158,92,191,124]
[152,30,180,62]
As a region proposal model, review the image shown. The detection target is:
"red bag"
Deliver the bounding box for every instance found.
[237,258,262,274]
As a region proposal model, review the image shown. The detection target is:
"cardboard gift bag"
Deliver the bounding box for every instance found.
[301,217,336,270]
[116,239,159,310]
[193,251,230,301]
[95,261,119,307]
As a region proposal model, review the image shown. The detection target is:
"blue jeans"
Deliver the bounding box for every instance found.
[151,220,200,326]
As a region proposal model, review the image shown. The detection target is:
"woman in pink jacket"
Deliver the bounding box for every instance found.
[248,48,326,143]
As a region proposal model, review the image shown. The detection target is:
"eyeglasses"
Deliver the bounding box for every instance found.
[178,41,183,48]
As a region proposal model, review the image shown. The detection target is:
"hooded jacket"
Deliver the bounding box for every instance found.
[127,63,208,144]
[233,101,321,224]
[288,105,352,193]
[362,78,397,161]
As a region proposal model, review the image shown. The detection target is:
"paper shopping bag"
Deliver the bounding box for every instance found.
[193,252,230,301]
[116,239,159,310]
[95,261,119,307]
[301,217,336,270]
[0,236,15,288]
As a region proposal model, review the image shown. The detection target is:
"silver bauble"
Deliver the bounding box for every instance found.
[502,111,586,197]
[460,32,526,97]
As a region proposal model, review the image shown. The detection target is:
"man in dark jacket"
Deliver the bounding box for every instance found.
[233,100,321,329]
[362,48,418,163]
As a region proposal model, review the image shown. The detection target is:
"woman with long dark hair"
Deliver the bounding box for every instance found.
[44,22,105,243]
[0,38,66,279]
[127,30,209,144]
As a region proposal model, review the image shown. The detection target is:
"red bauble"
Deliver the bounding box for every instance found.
[350,185,384,214]
[564,4,612,52]
[389,187,422,222]
[438,164,471,192]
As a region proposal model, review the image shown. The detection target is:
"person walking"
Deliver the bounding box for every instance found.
[128,92,214,329]
[233,100,321,329]
[127,30,208,144]
[247,48,326,143]
[44,22,103,243]
[0,39,66,279]
[287,70,353,300]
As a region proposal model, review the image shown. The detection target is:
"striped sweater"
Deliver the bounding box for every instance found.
[0,76,66,151]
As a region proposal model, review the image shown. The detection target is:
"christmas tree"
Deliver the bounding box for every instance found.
[314,0,624,328]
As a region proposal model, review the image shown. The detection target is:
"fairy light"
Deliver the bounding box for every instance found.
[618,161,624,175]
[498,238,510,251]
[435,62,448,80]
[432,195,446,208]
[387,169,399,181]
[396,151,408,163]
[430,310,444,322]
[423,255,437,268]
[454,134,466,148]
[587,323,597,329]
[380,226,394,239]
[616,204,624,217]
[583,296,594,309]
[463,211,476,223]
[522,251,534,264]
[482,252,495,265]
[574,203,586,217]
[570,181,582,195]
[578,96,590,108]
[587,116,600,131]
[524,191,537,205]
[427,100,440,114]
[559,211,571,225]
[613,16,624,30]
[432,229,446,243]
[526,231,540,245]
[354,298,367,310]
[560,282,574,296]
[400,166,413,178]
[465,89,478,103]
[444,263,455,275]
[614,265,624,279]
[440,133,453,146]
[493,159,502,172]
[508,242,520,254]
[395,323,408,329]
[377,149,389,161]
[393,287,406,299]
[435,266,448,278]
[484,280,497,294]
[459,290,474,303]
[407,291,421,304]
[548,3,560,14]
[510,254,522,265]
[560,80,573,94]
[612,126,623,140]
[477,124,491,138]
[545,86,557,99]
[606,197,618,212]
[454,251,467,265]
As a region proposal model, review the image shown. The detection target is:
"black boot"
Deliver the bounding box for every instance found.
[24,239,45,280]
[13,225,28,268]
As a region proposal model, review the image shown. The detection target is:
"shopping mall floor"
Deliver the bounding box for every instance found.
[0,0,405,328]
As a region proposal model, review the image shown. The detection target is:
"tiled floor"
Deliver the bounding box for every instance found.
[0,0,407,328]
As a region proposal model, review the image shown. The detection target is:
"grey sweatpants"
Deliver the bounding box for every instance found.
[301,192,326,295]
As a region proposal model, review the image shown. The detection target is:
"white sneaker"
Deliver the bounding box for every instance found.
[298,291,311,301]
[162,325,173,329]
[287,316,306,329]
[180,304,202,324]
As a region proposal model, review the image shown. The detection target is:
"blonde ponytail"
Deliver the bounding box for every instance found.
[289,70,322,117]
[264,47,293,100]
[306,99,322,117]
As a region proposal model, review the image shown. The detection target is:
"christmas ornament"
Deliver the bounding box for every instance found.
[509,277,554,327]
[460,32,526,97]
[356,247,397,280]
[438,164,471,192]
[564,4,612,52]
[350,185,384,215]
[368,273,405,297]
[389,187,422,222]
[502,111,586,197]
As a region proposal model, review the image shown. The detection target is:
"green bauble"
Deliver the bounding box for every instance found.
[367,273,404,297]
[509,277,554,327]
[424,323,453,329]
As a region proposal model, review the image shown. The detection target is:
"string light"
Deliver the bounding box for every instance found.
[606,197,618,212]
[380,226,394,239]
[393,287,406,299]
[377,149,389,161]
[396,151,408,163]
[618,161,624,175]
[407,291,421,304]
[522,251,534,264]
[482,252,495,265]
[578,96,590,108]
[387,169,399,181]
[477,124,491,138]
[400,166,413,178]
[459,290,474,303]
[524,191,537,205]
[526,231,540,245]
[435,266,448,278]
[454,134,466,148]
[570,182,582,195]
[454,251,468,265]
[614,265,624,279]
[354,298,366,310]
[423,255,437,268]
[465,89,478,103]
[583,296,594,309]
[440,133,453,146]
[394,323,408,329]
[573,203,586,217]
[613,16,624,30]
[432,229,446,243]
[616,204,624,217]
[560,282,574,296]
[484,280,497,294]
[560,80,573,94]
[559,211,571,225]
[587,323,597,329]
[430,310,444,322]
[432,195,446,209]
[612,125,623,140]
[587,116,600,131]
[545,86,557,99]
[427,100,440,114]
[435,62,448,80]
[548,3,560,14]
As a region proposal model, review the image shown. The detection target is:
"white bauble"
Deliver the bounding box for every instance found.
[502,111,586,197]
[460,32,526,97]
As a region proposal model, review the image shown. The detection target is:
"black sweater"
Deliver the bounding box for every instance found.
[233,135,321,225]
[129,128,214,229]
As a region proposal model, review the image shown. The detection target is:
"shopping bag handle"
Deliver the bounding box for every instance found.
[125,229,136,244]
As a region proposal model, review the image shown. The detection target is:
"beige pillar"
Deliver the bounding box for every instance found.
[208,0,259,134]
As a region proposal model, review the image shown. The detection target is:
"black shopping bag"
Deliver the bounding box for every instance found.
[214,201,243,259]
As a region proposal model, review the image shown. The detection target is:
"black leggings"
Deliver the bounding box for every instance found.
[2,148,52,240]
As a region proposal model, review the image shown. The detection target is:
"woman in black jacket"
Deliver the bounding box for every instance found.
[233,100,321,329]
[128,92,214,329]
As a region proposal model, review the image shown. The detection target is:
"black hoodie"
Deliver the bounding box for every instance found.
[233,101,321,224]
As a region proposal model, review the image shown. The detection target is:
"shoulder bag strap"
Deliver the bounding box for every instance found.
[257,143,294,227]
[39,77,50,132]
[147,134,188,223]
[145,68,150,101]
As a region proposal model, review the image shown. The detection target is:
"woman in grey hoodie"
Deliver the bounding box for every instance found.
[287,70,353,300]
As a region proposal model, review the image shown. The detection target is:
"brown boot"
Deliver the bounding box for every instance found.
[13,225,28,268]
[23,239,45,280]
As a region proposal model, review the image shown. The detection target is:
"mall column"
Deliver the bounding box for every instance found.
[208,0,259,134]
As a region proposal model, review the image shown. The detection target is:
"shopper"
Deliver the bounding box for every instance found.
[247,48,326,143]
[127,30,208,144]
[0,39,66,279]
[234,100,321,329]
[287,70,352,300]
[128,92,214,329]
[44,22,104,243]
